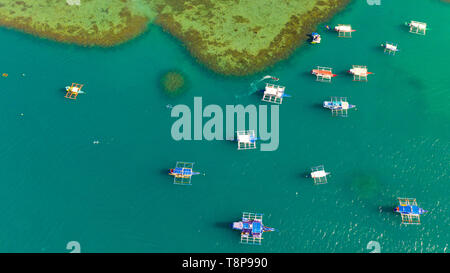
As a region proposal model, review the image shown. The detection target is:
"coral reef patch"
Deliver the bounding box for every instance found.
[0,0,350,75]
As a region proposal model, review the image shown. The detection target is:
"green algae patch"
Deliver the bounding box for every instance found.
[160,71,187,97]
[153,0,351,75]
[350,173,383,201]
[0,0,350,75]
[0,0,157,46]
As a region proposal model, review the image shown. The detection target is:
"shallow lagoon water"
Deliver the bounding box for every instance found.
[0,0,448,252]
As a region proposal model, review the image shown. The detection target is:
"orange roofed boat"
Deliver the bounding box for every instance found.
[65,83,84,100]
[311,66,337,82]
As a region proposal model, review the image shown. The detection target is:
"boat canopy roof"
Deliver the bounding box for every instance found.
[311,170,328,178]
[264,84,285,98]
[351,67,368,75]
[411,21,426,29]
[238,134,251,143]
[327,100,348,108]
[172,167,193,175]
[399,205,420,214]
[252,222,262,234]
[314,69,333,75]
[336,25,352,31]
[386,43,397,50]
[243,222,250,230]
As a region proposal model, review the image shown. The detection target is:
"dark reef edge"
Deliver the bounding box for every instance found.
[0,0,351,76]
[155,0,352,76]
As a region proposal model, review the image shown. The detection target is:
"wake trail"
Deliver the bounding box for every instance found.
[234,75,279,99]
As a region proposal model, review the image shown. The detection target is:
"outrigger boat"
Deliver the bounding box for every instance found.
[311,66,337,82]
[406,21,429,35]
[333,24,355,37]
[395,198,427,225]
[232,212,276,245]
[311,165,330,185]
[236,130,258,150]
[261,83,290,104]
[169,161,200,185]
[310,32,321,44]
[323,97,355,117]
[65,83,85,100]
[381,42,399,55]
[349,65,373,81]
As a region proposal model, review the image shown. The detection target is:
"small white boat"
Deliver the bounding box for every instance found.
[310,32,321,44]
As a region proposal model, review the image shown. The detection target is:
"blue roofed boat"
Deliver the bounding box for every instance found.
[232,212,276,245]
[169,167,200,177]
[169,161,200,185]
[310,32,321,44]
[394,198,427,224]
[323,97,356,117]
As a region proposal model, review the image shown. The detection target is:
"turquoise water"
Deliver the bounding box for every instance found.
[0,0,448,253]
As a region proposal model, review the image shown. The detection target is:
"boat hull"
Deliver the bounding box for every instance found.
[323,101,355,110]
